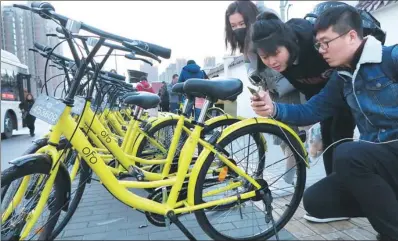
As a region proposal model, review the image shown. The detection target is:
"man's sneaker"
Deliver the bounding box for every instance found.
[303,213,350,223]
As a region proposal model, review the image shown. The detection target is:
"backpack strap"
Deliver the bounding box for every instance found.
[380,44,398,82]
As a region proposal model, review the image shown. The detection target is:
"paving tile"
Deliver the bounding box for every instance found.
[284,220,317,238]
[299,219,338,235]
[329,220,358,231]
[321,231,355,240]
[343,228,377,240]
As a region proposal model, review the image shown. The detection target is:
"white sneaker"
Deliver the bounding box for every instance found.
[303,214,350,223]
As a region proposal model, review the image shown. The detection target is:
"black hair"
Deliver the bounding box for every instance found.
[187,60,196,65]
[225,1,258,55]
[314,5,363,39]
[140,76,147,81]
[251,12,299,66]
[172,74,178,79]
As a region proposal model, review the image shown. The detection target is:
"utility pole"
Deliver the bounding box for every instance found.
[114,49,118,72]
[279,0,289,22]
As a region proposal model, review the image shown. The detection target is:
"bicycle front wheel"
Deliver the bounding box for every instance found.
[1,160,66,240]
[194,122,307,240]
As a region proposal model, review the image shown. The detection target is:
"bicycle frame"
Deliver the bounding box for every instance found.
[17,101,268,239]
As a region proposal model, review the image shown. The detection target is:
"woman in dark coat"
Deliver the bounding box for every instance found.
[19,93,36,137]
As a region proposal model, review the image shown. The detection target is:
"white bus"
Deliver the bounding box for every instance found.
[1,49,31,138]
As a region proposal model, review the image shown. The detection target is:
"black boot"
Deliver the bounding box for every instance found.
[377,233,396,241]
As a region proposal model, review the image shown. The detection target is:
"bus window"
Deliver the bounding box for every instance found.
[1,66,20,101]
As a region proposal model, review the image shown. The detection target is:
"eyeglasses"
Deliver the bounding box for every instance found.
[314,31,350,51]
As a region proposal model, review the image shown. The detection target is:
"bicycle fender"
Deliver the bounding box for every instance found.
[9,153,72,211]
[23,137,71,155]
[203,114,243,127]
[216,117,308,165]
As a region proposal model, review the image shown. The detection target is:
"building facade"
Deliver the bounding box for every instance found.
[1,3,64,98]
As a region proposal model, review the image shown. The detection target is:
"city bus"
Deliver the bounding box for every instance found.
[1,49,31,138]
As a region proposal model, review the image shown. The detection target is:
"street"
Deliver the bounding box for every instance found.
[1,119,50,170]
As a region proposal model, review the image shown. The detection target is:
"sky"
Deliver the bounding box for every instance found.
[2,1,323,77]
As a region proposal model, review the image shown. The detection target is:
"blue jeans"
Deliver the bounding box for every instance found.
[194,108,201,121]
[170,102,179,114]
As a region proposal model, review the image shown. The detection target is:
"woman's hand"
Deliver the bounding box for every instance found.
[250,90,275,117]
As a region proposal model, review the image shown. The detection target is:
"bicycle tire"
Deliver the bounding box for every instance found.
[194,123,306,241]
[1,161,65,240]
[19,139,91,239]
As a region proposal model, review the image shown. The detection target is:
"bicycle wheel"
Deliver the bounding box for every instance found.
[1,161,66,240]
[194,123,306,240]
[18,138,91,239]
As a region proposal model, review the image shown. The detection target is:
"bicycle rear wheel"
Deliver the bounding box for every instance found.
[194,122,307,240]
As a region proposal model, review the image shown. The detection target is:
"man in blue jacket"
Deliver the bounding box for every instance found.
[178,60,205,119]
[178,60,205,83]
[251,6,398,240]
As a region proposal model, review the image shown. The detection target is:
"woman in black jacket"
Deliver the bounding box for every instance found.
[19,93,36,137]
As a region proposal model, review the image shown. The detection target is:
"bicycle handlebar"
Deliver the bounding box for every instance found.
[34,42,52,52]
[103,71,125,81]
[20,2,172,59]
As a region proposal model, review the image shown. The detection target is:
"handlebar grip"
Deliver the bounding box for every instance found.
[139,42,171,59]
[103,72,126,81]
[34,42,52,52]
[13,4,31,10]
[30,2,55,19]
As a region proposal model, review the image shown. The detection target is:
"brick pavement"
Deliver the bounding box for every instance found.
[56,182,297,240]
[57,129,377,240]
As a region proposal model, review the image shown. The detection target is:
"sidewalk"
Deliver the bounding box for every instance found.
[57,165,377,241]
[57,129,377,240]
[56,182,296,240]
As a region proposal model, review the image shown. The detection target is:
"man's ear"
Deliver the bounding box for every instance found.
[348,29,358,43]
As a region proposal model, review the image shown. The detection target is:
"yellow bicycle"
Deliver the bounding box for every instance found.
[1,3,309,241]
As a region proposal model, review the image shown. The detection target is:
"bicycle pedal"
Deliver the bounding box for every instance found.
[128,166,144,181]
[118,173,135,180]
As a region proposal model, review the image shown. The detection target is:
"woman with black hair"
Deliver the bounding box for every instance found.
[224,1,303,186]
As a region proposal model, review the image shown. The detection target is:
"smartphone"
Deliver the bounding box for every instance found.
[248,74,262,84]
[247,86,260,98]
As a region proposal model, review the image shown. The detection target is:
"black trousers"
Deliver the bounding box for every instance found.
[303,141,398,239]
[25,114,36,135]
[160,102,169,112]
[320,104,356,175]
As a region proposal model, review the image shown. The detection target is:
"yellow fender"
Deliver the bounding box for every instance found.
[187,117,309,205]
